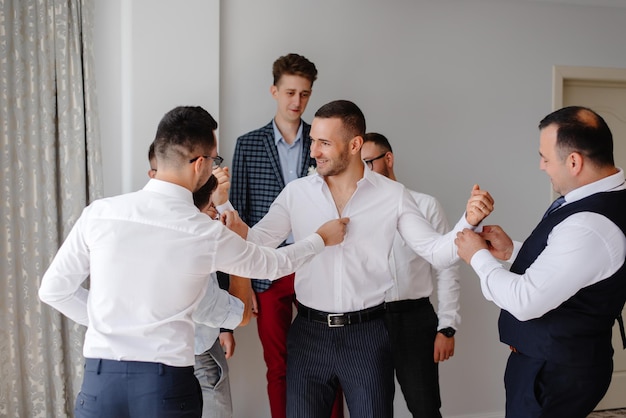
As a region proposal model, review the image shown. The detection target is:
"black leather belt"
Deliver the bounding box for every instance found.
[298,303,385,327]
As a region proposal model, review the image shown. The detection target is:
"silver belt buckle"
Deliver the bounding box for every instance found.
[327,313,345,327]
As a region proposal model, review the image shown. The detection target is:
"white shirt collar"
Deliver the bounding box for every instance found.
[143,178,194,204]
[272,119,303,147]
[564,167,626,204]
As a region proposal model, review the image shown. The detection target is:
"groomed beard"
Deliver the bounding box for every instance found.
[317,147,350,177]
[193,175,218,209]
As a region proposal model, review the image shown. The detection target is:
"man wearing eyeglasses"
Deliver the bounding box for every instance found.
[39,106,348,418]
[362,132,459,418]
[149,142,247,418]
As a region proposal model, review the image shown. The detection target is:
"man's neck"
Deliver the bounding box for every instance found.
[274,116,301,145]
[155,171,195,192]
[325,162,364,191]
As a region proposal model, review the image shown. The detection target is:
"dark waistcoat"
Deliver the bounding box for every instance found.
[499,190,626,366]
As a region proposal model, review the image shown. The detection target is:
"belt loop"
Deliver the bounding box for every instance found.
[158,364,164,375]
[96,359,102,375]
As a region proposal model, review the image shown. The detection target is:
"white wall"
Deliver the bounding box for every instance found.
[94,0,220,197]
[94,1,626,417]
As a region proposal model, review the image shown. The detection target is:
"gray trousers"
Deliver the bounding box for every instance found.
[194,339,233,418]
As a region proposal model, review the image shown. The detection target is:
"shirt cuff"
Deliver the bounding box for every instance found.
[470,249,502,277]
[307,233,326,254]
[454,213,481,231]
[219,295,245,330]
[216,200,235,215]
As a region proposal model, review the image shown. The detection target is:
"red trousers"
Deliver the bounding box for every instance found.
[256,274,344,418]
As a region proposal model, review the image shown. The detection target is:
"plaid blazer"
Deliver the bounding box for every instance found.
[231,120,315,291]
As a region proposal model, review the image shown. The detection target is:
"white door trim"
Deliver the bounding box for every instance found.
[553,65,626,109]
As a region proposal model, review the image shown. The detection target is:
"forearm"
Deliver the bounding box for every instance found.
[38,283,89,326]
[434,265,461,329]
[229,275,253,326]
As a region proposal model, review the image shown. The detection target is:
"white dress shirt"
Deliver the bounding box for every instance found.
[247,168,474,313]
[470,169,626,321]
[387,190,461,330]
[194,202,234,356]
[39,179,324,366]
[194,273,221,355]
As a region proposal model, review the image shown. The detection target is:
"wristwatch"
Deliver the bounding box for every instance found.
[438,327,456,338]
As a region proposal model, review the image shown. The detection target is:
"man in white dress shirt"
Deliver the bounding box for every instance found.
[240,100,494,417]
[362,132,460,418]
[455,106,626,418]
[149,144,241,418]
[39,106,348,418]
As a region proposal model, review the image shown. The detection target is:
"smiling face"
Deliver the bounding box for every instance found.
[309,117,353,177]
[271,74,312,125]
[539,124,573,196]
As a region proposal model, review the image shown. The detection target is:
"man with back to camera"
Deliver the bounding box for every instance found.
[361,132,460,418]
[230,53,344,418]
[235,99,494,417]
[149,143,245,418]
[455,106,626,418]
[39,105,348,418]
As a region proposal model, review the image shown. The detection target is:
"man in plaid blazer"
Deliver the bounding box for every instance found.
[231,54,343,418]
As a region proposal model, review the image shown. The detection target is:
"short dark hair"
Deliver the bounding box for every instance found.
[148,141,156,161]
[153,106,218,164]
[539,106,614,167]
[273,53,318,86]
[192,175,218,210]
[363,132,393,153]
[314,100,366,140]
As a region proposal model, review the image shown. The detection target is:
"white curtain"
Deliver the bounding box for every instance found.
[0,0,102,416]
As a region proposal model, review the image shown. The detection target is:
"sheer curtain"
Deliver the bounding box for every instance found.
[0,0,102,416]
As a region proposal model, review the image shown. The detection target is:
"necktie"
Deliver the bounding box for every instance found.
[542,196,566,219]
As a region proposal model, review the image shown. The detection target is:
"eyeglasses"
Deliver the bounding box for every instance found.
[189,155,224,167]
[363,152,387,170]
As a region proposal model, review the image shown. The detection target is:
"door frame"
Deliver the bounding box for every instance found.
[551,65,626,201]
[553,65,626,109]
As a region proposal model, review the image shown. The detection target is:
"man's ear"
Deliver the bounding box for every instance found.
[351,135,364,155]
[385,151,394,170]
[191,156,205,176]
[568,152,583,176]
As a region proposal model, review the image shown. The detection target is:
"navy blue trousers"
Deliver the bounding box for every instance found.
[286,315,394,418]
[384,298,441,418]
[75,358,202,418]
[504,351,613,418]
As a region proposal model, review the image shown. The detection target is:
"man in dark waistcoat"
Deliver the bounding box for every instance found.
[455,106,626,418]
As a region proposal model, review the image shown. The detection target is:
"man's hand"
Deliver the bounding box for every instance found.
[434,334,455,363]
[211,167,231,207]
[455,228,489,264]
[465,184,494,226]
[219,332,235,359]
[220,210,248,239]
[201,202,218,220]
[480,225,514,261]
[251,291,258,316]
[316,217,350,246]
